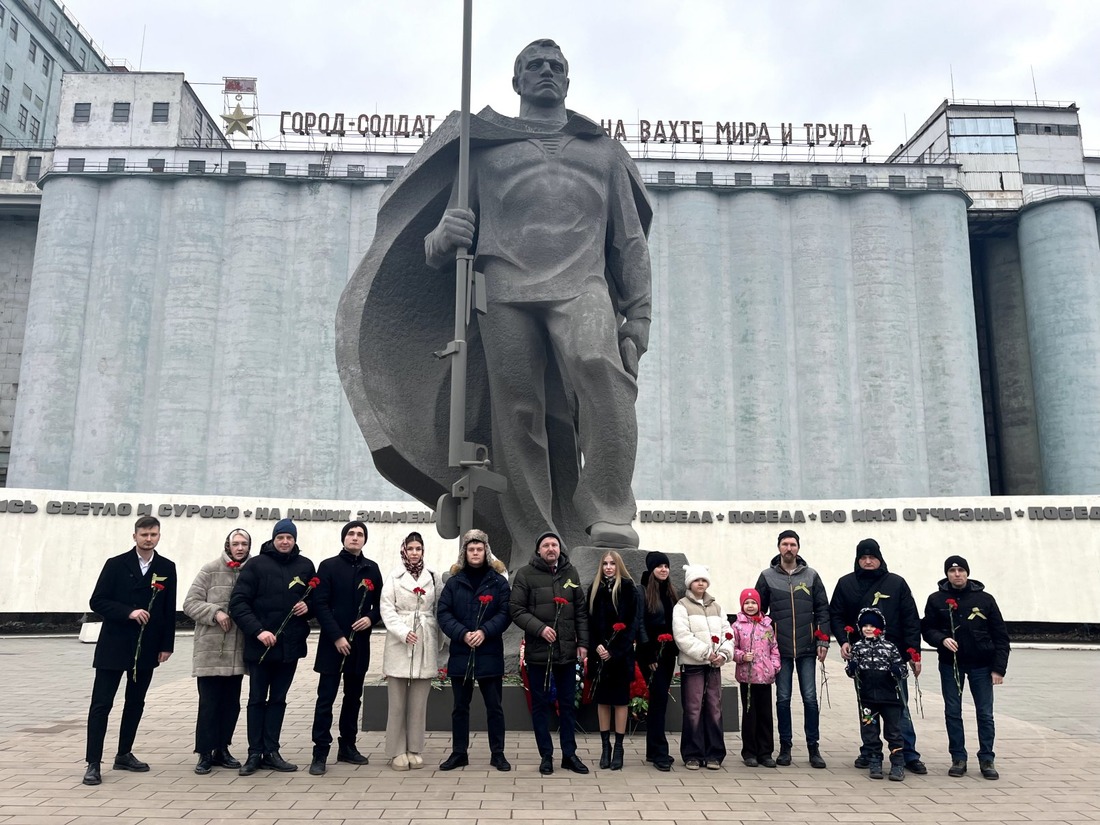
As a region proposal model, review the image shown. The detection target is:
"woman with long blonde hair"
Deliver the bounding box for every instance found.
[586,550,639,770]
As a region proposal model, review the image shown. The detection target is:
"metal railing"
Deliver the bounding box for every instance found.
[1022,185,1100,205]
[46,160,401,180]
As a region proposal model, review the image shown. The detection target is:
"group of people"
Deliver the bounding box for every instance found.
[81,518,1009,786]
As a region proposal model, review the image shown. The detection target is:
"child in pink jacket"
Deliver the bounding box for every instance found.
[731,588,781,767]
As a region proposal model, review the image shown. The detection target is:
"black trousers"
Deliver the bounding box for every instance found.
[195,675,243,754]
[246,661,298,756]
[859,701,905,764]
[738,683,775,760]
[645,656,675,762]
[450,675,505,755]
[311,667,368,758]
[86,667,154,763]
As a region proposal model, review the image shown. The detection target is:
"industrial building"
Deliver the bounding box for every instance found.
[1,70,1097,505]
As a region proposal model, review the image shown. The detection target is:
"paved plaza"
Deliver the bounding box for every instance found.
[0,634,1097,824]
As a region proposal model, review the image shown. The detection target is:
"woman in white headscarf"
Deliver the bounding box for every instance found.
[379,531,441,770]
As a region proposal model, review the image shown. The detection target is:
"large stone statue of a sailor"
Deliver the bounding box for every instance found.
[336,39,653,563]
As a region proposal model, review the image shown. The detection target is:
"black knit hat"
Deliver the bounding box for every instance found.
[857,607,886,630]
[341,520,368,544]
[645,550,671,573]
[777,529,800,547]
[856,538,884,563]
[272,518,297,540]
[944,555,970,575]
[535,531,561,552]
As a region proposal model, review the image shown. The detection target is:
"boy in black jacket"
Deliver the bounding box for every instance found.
[845,607,909,782]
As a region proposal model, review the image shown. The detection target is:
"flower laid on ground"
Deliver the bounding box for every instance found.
[432,667,448,691]
[259,575,319,663]
[628,663,649,723]
[545,596,570,691]
[464,594,495,682]
[132,578,167,681]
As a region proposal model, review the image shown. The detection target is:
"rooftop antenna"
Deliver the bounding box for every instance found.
[949,64,955,101]
[138,25,146,71]
[1030,65,1038,103]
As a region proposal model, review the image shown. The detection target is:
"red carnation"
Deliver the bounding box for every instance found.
[945,598,958,610]
[152,582,165,591]
[553,596,569,605]
[308,577,321,589]
[657,633,674,644]
[364,578,375,591]
[226,560,241,569]
[413,587,426,596]
[872,628,882,636]
[613,622,627,633]
[711,635,720,644]
[907,647,922,663]
[814,629,829,642]
[844,625,855,634]
[725,631,734,641]
[479,594,493,604]
[750,614,763,624]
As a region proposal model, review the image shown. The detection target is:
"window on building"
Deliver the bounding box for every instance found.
[0,156,14,180]
[849,174,867,187]
[1021,172,1087,186]
[33,0,40,13]
[73,101,91,122]
[734,172,752,186]
[28,40,36,63]
[147,158,165,172]
[107,157,125,172]
[0,86,8,114]
[17,103,27,130]
[112,102,131,122]
[8,18,17,42]
[3,63,11,81]
[227,160,246,174]
[33,94,42,110]
[695,171,713,185]
[188,160,206,173]
[346,164,364,178]
[811,174,830,187]
[67,157,85,172]
[888,175,907,188]
[0,5,5,28]
[194,112,203,144]
[206,121,214,145]
[63,30,72,51]
[386,165,403,179]
[29,115,39,140]
[926,176,945,189]
[773,172,791,186]
[41,54,51,76]
[268,162,286,175]
[151,102,169,122]
[947,117,1017,153]
[26,155,41,179]
[307,163,325,176]
[79,49,86,68]
[1016,122,1080,137]
[21,82,30,100]
[51,14,58,34]
[656,171,675,184]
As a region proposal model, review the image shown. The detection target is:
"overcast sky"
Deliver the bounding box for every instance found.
[69,0,1099,157]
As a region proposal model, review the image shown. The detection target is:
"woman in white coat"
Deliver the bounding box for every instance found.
[379,531,441,770]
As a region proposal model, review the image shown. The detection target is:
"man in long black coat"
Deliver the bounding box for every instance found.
[83,516,177,786]
[829,537,925,774]
[307,520,383,775]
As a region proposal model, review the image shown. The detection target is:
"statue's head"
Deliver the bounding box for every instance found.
[512,39,569,108]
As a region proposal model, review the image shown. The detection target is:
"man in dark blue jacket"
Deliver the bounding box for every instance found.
[922,555,1010,781]
[83,516,176,786]
[229,519,315,776]
[437,529,513,772]
[308,520,383,775]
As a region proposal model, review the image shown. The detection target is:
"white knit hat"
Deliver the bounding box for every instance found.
[683,563,710,588]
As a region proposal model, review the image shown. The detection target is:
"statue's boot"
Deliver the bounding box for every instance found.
[587,522,639,548]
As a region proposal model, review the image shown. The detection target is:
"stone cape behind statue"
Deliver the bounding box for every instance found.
[335,106,652,566]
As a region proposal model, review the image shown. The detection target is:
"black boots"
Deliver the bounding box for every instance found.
[611,733,625,771]
[194,752,214,775]
[776,742,792,766]
[807,744,826,769]
[599,731,612,769]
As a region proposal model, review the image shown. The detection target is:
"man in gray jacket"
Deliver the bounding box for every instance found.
[754,530,830,769]
[509,531,589,775]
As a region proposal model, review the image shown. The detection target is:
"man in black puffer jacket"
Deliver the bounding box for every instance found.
[829,538,925,774]
[922,555,1010,781]
[230,519,315,775]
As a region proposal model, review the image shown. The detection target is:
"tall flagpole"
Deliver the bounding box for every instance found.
[436,0,506,541]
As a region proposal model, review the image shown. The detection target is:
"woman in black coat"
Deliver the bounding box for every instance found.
[636,550,679,771]
[586,550,639,771]
[435,529,513,771]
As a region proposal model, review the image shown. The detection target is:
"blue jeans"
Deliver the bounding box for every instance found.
[776,655,819,746]
[939,662,995,762]
[526,663,578,759]
[857,678,920,763]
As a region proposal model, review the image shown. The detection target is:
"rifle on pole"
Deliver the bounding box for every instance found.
[434,0,507,541]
